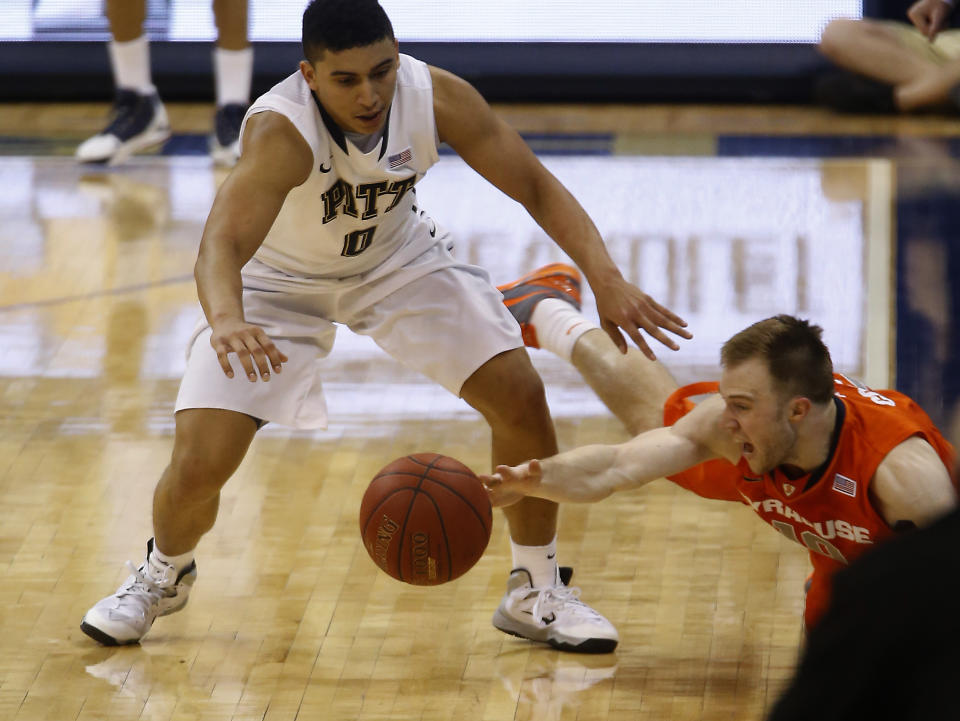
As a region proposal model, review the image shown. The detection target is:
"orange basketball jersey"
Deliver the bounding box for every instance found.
[663,374,956,629]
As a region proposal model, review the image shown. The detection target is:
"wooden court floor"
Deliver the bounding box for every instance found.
[1,103,957,721]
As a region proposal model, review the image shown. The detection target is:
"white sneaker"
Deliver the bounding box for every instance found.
[80,539,196,646]
[492,568,619,653]
[209,103,247,166]
[76,89,171,165]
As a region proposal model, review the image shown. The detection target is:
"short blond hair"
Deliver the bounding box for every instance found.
[721,315,834,403]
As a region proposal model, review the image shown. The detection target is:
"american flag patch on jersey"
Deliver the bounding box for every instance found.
[832,473,857,497]
[388,148,413,169]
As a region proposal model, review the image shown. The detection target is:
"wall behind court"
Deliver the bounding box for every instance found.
[0,0,865,102]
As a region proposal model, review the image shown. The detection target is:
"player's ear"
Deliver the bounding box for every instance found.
[299,60,317,91]
[789,397,812,422]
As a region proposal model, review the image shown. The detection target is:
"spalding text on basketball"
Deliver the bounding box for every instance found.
[373,515,400,569]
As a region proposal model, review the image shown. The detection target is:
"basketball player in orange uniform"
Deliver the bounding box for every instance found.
[482,314,957,631]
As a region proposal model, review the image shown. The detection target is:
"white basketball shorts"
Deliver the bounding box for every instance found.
[175,241,523,429]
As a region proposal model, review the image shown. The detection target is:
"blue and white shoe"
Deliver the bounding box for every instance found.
[210,103,247,166]
[76,89,171,165]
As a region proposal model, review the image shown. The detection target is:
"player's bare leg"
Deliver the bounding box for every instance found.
[80,409,258,645]
[212,0,249,50]
[820,19,933,88]
[818,19,945,111]
[152,409,258,554]
[461,348,619,652]
[896,56,960,111]
[460,347,559,544]
[499,263,677,437]
[571,328,678,436]
[105,0,146,42]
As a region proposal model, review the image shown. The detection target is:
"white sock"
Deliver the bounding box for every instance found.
[109,35,155,95]
[511,535,559,589]
[529,298,598,361]
[151,543,195,573]
[214,46,253,107]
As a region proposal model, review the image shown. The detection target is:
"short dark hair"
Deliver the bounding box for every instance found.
[721,315,835,404]
[302,0,395,63]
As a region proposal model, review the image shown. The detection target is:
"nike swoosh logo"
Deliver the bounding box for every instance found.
[565,322,584,336]
[546,553,555,559]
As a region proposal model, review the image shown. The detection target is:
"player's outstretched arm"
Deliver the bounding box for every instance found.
[482,425,719,507]
[195,111,311,382]
[429,65,691,360]
[481,393,736,506]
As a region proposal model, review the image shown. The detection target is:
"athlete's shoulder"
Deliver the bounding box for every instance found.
[832,373,901,402]
[833,374,937,437]
[871,435,957,527]
[243,70,329,164]
[252,70,314,112]
[397,53,433,90]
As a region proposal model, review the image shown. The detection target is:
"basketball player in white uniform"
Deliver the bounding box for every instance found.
[79,0,690,653]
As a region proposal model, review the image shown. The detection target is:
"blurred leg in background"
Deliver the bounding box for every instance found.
[817,17,960,113]
[76,0,251,166]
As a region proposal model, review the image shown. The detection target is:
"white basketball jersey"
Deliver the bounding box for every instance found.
[238,54,442,287]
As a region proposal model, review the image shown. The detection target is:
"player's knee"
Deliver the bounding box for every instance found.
[486,372,551,431]
[462,349,553,430]
[167,445,234,500]
[819,18,858,59]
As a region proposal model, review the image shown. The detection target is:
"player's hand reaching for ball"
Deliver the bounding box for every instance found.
[592,274,692,360]
[480,459,544,507]
[210,317,288,382]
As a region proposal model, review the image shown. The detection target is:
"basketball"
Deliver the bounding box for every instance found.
[359,453,493,585]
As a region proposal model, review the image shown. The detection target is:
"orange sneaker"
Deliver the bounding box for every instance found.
[497,263,582,348]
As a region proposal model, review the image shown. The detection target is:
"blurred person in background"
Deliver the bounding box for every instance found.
[817,0,960,113]
[76,0,252,166]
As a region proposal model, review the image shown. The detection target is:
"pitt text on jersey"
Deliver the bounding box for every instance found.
[320,174,418,258]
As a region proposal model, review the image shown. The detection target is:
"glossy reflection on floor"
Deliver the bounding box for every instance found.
[0,142,948,721]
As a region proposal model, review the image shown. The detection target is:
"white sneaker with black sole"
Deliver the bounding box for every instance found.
[492,567,619,653]
[209,103,247,166]
[80,538,196,646]
[75,89,171,165]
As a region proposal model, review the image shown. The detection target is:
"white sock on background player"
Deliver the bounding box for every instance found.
[214,46,253,107]
[529,298,598,362]
[511,535,559,588]
[109,35,155,95]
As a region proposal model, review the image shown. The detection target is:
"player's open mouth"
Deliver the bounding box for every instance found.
[357,109,383,124]
[742,442,755,455]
